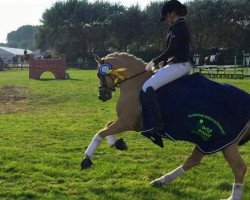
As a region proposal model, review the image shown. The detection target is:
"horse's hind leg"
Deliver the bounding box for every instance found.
[221,144,247,200]
[81,119,130,170]
[238,122,250,146]
[151,147,204,187]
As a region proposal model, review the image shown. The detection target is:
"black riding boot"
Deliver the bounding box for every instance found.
[140,87,164,148]
[145,87,164,132]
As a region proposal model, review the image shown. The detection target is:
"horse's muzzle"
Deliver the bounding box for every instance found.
[98,87,112,102]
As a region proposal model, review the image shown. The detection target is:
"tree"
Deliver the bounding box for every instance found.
[186,0,250,54]
[7,25,38,50]
[34,0,250,62]
[143,2,167,51]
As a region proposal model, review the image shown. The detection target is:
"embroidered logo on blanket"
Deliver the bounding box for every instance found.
[188,113,226,141]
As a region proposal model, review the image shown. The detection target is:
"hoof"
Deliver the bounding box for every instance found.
[114,138,128,151]
[150,179,164,187]
[81,158,93,170]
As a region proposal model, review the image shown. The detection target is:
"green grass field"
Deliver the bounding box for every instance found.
[0,70,249,200]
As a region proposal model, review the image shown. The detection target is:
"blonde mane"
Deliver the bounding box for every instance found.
[104,52,147,69]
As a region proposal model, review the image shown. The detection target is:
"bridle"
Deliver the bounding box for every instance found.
[97,58,146,102]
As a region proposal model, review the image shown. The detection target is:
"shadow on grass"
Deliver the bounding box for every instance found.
[217,182,231,191]
[89,187,118,200]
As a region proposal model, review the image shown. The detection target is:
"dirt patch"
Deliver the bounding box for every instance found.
[0,85,28,113]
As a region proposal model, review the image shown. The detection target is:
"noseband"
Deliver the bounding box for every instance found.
[97,58,146,102]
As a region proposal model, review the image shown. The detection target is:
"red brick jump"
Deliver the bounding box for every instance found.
[29,55,66,80]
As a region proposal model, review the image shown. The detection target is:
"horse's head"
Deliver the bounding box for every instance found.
[93,52,147,102]
[93,53,125,102]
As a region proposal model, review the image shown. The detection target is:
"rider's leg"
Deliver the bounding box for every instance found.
[140,88,164,147]
[142,62,192,92]
[141,62,192,131]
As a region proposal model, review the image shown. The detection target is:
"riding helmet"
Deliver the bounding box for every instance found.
[160,0,188,22]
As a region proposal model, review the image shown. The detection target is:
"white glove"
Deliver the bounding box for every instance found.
[158,61,164,69]
[145,60,155,71]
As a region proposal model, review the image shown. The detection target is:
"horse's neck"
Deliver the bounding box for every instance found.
[116,65,151,130]
[119,65,151,94]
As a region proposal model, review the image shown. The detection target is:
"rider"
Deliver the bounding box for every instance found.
[24,49,27,56]
[141,0,192,147]
[210,44,219,63]
[211,44,219,55]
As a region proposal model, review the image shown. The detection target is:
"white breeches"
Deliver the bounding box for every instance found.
[142,62,192,92]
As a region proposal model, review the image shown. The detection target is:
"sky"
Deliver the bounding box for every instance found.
[0,0,186,44]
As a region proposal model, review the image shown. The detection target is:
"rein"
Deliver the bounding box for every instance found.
[113,70,147,88]
[99,58,147,89]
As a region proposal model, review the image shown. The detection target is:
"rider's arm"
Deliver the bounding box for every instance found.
[153,29,180,65]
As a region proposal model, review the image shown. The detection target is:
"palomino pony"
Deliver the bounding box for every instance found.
[81,52,250,199]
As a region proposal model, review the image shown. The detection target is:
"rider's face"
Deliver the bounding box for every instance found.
[166,12,176,25]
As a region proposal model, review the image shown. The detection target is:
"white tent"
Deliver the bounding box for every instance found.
[0,46,32,63]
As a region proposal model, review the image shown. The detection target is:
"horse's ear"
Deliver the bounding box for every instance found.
[92,53,102,65]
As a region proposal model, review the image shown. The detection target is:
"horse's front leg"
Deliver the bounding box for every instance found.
[81,119,130,170]
[151,146,204,187]
[105,121,128,151]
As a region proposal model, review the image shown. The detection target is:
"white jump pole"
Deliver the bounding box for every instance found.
[247,56,250,76]
[234,56,237,79]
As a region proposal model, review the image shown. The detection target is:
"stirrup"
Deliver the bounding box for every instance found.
[141,129,164,148]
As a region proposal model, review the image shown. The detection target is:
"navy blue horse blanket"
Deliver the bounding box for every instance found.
[141,73,250,154]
